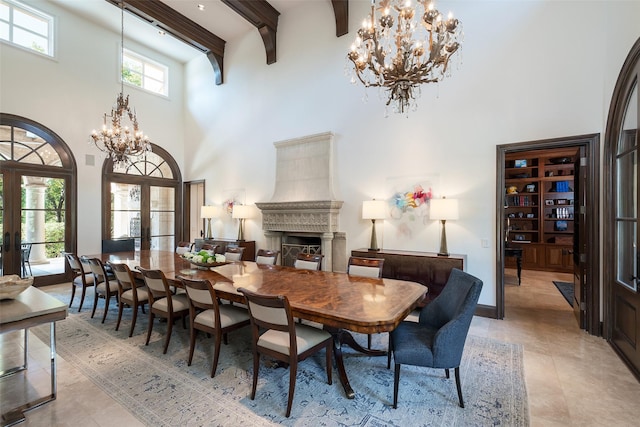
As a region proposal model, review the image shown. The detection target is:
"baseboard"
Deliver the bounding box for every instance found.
[475,304,498,319]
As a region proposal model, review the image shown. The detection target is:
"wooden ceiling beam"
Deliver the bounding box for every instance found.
[331,0,349,37]
[221,0,280,65]
[106,0,226,85]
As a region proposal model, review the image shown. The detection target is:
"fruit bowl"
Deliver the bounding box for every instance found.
[187,260,229,270]
[0,275,34,300]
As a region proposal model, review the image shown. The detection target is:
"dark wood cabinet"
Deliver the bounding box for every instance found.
[197,238,256,261]
[351,248,466,306]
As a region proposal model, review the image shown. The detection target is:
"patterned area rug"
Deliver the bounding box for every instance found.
[33,289,529,426]
[553,281,574,307]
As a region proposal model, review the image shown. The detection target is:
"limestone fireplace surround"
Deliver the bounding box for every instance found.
[255,132,346,272]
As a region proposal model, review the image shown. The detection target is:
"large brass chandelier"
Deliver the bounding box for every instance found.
[347,0,463,114]
[90,0,151,165]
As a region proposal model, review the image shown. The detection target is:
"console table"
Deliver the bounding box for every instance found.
[0,287,67,426]
[351,248,466,306]
[195,238,256,261]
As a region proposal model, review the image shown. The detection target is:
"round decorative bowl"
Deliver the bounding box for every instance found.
[188,261,229,270]
[0,275,34,300]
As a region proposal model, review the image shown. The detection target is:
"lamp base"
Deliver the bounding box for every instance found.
[437,252,450,257]
[368,248,381,252]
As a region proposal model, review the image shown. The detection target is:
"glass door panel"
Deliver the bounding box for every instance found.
[150,186,175,251]
[110,183,142,250]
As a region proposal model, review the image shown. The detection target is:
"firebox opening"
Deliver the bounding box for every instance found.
[282,235,322,267]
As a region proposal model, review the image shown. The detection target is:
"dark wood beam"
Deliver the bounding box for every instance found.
[221,0,280,65]
[106,0,226,85]
[331,0,349,37]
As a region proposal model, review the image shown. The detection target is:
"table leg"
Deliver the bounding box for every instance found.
[324,327,386,399]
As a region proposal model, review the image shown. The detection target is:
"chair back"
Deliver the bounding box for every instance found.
[138,267,171,299]
[65,252,83,272]
[102,238,135,253]
[180,276,216,311]
[87,258,110,284]
[108,262,136,294]
[347,256,384,278]
[238,287,293,332]
[200,243,218,253]
[176,241,193,255]
[224,246,245,261]
[21,243,32,258]
[256,249,279,265]
[293,253,323,271]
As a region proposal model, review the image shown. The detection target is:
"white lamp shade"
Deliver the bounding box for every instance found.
[232,204,252,219]
[362,200,387,220]
[200,205,218,219]
[430,198,459,220]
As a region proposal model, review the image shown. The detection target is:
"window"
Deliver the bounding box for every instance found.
[122,49,168,96]
[0,0,54,57]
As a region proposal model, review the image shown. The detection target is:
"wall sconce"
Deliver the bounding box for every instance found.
[232,204,251,241]
[362,200,387,251]
[200,205,218,239]
[430,197,459,257]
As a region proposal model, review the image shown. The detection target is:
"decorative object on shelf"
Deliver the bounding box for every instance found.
[525,184,536,193]
[362,200,388,251]
[514,159,527,168]
[507,186,518,195]
[200,205,218,239]
[90,0,151,166]
[347,0,463,114]
[430,197,458,257]
[545,199,555,206]
[0,275,33,300]
[232,204,252,241]
[555,221,568,231]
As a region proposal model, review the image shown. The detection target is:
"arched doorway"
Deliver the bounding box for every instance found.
[604,37,640,380]
[101,144,182,251]
[0,113,77,286]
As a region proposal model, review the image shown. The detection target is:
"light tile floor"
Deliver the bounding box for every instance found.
[2,272,640,426]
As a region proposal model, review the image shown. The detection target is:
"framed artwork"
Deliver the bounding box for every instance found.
[221,188,245,215]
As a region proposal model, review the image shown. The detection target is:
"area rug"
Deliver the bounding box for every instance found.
[553,281,574,307]
[33,289,529,426]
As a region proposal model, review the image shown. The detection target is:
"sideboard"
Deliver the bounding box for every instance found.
[195,238,256,261]
[351,248,466,306]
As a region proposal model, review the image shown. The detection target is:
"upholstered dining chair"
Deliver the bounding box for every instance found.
[138,267,190,354]
[387,268,483,409]
[64,252,95,312]
[224,246,245,261]
[86,257,119,323]
[255,249,279,265]
[347,256,385,349]
[238,287,333,418]
[293,252,323,271]
[109,262,149,337]
[101,238,135,253]
[179,276,250,377]
[175,241,193,255]
[200,243,218,253]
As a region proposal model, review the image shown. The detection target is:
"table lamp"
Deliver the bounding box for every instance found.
[430,197,459,257]
[200,205,218,239]
[232,204,251,241]
[362,200,387,251]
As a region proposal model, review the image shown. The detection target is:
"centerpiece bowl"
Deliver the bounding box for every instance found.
[0,275,34,300]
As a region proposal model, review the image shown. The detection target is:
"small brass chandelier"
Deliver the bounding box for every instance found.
[90,0,151,165]
[347,0,463,114]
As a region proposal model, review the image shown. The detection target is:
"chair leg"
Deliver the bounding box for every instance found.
[211,331,222,378]
[115,296,124,331]
[163,315,173,354]
[367,334,372,349]
[445,368,450,379]
[454,367,464,408]
[325,343,333,385]
[70,283,76,308]
[250,352,259,400]
[145,312,155,346]
[285,360,297,418]
[393,363,401,409]
[188,324,196,366]
[91,291,99,318]
[387,335,393,370]
[79,285,88,312]
[101,293,110,323]
[129,304,139,337]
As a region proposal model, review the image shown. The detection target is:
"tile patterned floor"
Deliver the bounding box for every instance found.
[2,270,640,426]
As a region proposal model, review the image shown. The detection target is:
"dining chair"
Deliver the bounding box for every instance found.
[200,243,218,253]
[255,249,279,265]
[64,252,95,312]
[388,268,483,409]
[138,267,190,354]
[293,252,323,271]
[101,238,135,253]
[109,262,149,337]
[224,246,245,261]
[347,256,385,349]
[238,287,333,418]
[179,276,250,377]
[87,257,119,323]
[175,241,193,255]
[21,243,32,276]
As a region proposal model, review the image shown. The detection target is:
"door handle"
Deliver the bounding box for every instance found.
[15,231,20,251]
[4,232,9,252]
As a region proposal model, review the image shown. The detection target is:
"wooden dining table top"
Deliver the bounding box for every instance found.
[95,250,427,334]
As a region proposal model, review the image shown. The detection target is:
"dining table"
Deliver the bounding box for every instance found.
[94,250,427,399]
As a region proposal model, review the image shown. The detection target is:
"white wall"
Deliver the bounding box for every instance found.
[1,1,639,308]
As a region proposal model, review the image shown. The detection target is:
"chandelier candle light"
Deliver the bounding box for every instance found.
[347,0,463,114]
[90,0,151,165]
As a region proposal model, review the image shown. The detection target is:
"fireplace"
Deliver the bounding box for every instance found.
[256,132,346,272]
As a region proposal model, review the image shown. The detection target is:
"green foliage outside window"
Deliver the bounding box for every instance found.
[122,68,142,87]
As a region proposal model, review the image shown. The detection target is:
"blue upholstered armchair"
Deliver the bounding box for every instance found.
[388,268,483,408]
